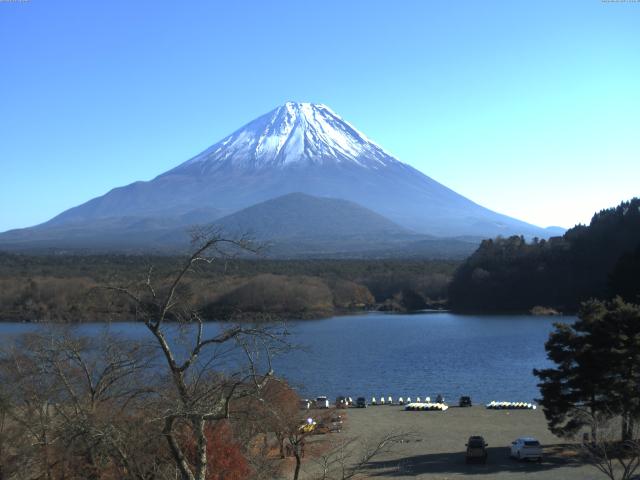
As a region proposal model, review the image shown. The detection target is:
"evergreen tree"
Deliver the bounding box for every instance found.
[599,297,640,440]
[609,244,640,304]
[449,198,640,313]
[534,298,640,441]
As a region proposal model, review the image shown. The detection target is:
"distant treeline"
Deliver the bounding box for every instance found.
[0,255,457,322]
[448,198,640,313]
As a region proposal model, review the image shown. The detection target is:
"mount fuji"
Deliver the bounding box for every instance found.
[0,102,561,255]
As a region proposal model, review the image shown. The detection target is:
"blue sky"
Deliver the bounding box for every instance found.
[1,0,638,231]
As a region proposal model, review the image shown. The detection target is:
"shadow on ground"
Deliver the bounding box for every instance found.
[364,445,584,477]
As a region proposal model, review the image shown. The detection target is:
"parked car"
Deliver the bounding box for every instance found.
[356,397,367,408]
[299,399,312,410]
[510,437,543,461]
[335,396,348,409]
[465,436,488,464]
[459,396,472,407]
[315,396,330,409]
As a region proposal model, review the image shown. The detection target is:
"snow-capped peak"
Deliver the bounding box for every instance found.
[174,102,402,172]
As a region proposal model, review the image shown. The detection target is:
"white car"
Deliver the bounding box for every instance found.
[315,396,330,408]
[510,437,543,461]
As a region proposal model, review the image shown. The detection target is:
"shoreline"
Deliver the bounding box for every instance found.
[0,305,455,324]
[0,306,566,324]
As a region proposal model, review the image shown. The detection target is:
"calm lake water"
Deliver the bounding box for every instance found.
[0,313,572,404]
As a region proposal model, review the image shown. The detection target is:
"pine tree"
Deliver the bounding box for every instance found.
[534,298,640,441]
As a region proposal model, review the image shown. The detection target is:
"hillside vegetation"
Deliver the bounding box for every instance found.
[0,255,456,322]
[448,198,640,313]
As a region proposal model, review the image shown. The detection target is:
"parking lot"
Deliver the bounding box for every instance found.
[334,405,601,479]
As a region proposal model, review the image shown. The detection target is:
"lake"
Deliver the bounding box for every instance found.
[0,312,571,404]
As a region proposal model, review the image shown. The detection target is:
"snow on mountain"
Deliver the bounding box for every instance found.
[171,102,399,173]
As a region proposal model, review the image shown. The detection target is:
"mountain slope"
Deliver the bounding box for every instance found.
[0,207,224,252]
[0,102,560,253]
[213,193,410,240]
[197,193,478,259]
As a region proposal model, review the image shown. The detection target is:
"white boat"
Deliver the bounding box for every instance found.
[404,402,449,412]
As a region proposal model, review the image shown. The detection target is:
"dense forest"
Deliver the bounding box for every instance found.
[448,198,640,313]
[0,254,457,322]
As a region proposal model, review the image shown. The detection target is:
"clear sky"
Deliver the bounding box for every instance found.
[1,0,638,232]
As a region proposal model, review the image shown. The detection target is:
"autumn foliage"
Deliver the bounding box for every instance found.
[183,421,252,480]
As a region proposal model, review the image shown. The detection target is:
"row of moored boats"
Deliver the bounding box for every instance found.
[485,401,537,410]
[405,402,449,411]
[370,395,442,406]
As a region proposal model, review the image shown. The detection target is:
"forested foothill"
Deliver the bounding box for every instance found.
[0,254,456,322]
[448,198,640,314]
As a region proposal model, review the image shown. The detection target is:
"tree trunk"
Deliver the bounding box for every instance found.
[42,429,52,480]
[276,433,285,459]
[590,404,597,444]
[85,448,100,480]
[163,419,196,480]
[194,418,208,480]
[293,450,301,480]
[622,413,632,442]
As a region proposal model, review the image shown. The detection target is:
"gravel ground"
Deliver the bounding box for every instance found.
[322,405,604,480]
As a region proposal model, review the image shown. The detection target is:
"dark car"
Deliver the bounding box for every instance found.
[465,436,488,464]
[459,396,472,407]
[356,397,367,408]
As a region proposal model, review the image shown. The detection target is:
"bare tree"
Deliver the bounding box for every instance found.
[0,331,164,479]
[108,229,289,480]
[578,410,640,480]
[0,385,34,480]
[0,336,64,479]
[310,431,414,480]
[261,399,411,480]
[0,230,296,479]
[286,417,313,480]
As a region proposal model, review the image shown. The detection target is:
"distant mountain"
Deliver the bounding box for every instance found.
[0,101,561,254]
[0,207,224,252]
[160,193,480,259]
[544,226,567,236]
[214,193,409,240]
